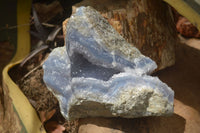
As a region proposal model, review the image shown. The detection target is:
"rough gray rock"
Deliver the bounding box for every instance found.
[43,6,174,120]
[66,6,157,75]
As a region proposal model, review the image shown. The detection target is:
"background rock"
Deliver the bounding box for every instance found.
[176,17,200,38]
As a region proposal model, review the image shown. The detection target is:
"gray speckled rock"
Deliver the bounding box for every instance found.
[66,6,157,75]
[43,6,174,121]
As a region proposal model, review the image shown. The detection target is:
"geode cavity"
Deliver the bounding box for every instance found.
[43,6,174,120]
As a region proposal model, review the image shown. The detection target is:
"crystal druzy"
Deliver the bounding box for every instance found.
[43,6,174,120]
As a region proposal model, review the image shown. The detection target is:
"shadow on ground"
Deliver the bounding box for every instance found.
[79,114,185,133]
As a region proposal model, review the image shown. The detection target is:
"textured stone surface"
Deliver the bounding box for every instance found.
[72,0,176,70]
[66,6,157,75]
[43,6,174,120]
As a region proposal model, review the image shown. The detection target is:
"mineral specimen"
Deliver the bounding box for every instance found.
[43,6,174,120]
[72,0,176,70]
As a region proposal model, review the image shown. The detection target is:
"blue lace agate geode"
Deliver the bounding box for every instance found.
[43,6,174,120]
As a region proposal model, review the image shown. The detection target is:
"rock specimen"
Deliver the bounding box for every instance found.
[72,0,177,70]
[43,6,174,120]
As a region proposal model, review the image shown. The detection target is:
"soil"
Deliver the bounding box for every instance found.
[17,66,58,111]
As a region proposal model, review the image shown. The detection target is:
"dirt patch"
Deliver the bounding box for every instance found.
[17,66,58,111]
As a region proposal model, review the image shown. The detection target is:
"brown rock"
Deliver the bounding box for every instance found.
[176,17,200,38]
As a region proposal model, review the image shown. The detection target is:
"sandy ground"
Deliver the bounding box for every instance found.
[78,42,200,133]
